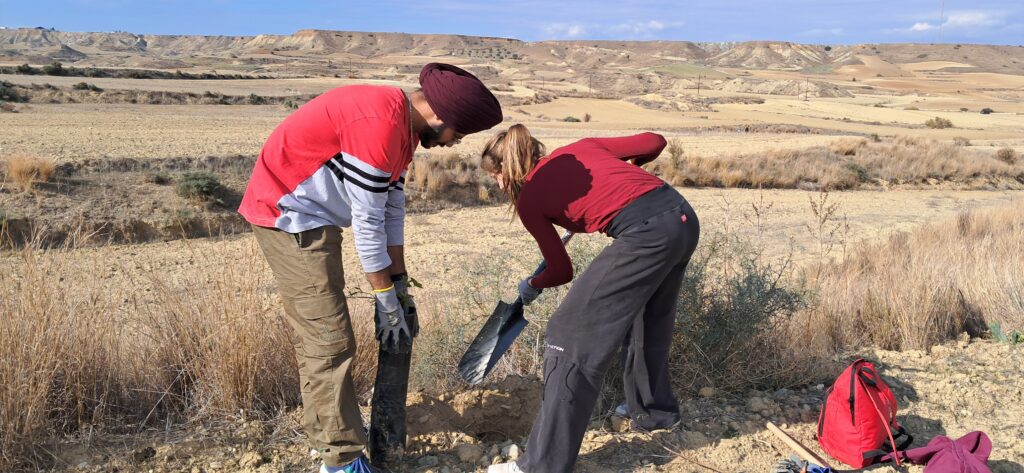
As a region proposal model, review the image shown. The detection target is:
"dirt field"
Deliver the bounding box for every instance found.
[5,187,1019,303]
[13,188,1024,473]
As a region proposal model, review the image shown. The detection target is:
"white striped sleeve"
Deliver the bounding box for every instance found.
[384,171,406,246]
[326,153,393,273]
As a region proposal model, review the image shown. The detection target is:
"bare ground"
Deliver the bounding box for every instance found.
[39,338,1024,473]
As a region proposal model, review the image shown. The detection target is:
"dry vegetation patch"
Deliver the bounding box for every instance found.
[1,155,55,193]
[0,240,377,470]
[3,197,1024,469]
[2,82,316,107]
[803,199,1024,351]
[653,135,1023,190]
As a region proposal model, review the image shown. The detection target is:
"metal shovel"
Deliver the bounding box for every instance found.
[458,231,573,384]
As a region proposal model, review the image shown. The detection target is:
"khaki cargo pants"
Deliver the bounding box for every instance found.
[252,224,366,467]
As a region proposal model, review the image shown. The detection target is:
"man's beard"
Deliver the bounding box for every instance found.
[419,124,445,148]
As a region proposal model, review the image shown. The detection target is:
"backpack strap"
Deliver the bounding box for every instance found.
[861,380,904,467]
[862,426,913,463]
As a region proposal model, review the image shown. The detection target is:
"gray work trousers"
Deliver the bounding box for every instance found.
[517,199,700,473]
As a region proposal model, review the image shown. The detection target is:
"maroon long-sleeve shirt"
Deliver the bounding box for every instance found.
[517,132,668,289]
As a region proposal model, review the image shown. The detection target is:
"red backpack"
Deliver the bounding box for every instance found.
[817,359,913,467]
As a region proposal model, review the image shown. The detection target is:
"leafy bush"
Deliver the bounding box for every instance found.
[175,172,225,204]
[0,81,28,102]
[563,116,581,122]
[924,116,953,129]
[15,64,37,75]
[843,162,870,182]
[952,136,971,146]
[980,108,994,115]
[995,147,1017,165]
[671,233,810,393]
[42,62,65,76]
[144,171,172,185]
[71,82,103,92]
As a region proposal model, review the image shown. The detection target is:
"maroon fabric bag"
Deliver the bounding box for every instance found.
[881,431,992,472]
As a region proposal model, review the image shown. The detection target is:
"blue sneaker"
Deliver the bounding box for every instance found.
[320,455,375,473]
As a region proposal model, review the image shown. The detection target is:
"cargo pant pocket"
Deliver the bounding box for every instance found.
[291,293,355,358]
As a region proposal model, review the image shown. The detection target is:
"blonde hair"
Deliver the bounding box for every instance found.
[480,124,546,210]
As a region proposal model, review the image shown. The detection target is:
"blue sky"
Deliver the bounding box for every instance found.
[2,0,1022,45]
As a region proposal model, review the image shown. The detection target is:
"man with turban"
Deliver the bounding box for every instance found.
[239,63,503,473]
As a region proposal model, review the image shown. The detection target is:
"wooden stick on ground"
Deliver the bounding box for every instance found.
[766,421,833,468]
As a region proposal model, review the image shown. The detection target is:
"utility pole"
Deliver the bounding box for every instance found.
[804,77,809,101]
[938,0,945,43]
[696,74,702,97]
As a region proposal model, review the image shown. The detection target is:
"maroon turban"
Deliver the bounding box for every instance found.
[419,63,503,135]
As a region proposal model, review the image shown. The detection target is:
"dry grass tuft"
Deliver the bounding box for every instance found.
[652,135,1021,190]
[407,152,501,207]
[996,147,1018,165]
[828,137,866,156]
[802,200,1024,351]
[924,116,954,129]
[0,237,380,469]
[2,155,56,193]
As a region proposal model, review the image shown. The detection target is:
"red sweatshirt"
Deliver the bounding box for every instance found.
[238,85,415,273]
[516,132,667,288]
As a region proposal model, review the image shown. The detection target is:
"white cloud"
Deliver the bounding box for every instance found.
[944,11,1001,28]
[900,10,1004,34]
[543,22,587,38]
[609,19,679,38]
[910,22,937,32]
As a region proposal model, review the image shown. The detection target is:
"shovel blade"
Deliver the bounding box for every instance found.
[458,299,528,385]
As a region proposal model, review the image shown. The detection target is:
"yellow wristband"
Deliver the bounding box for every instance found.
[373,285,395,293]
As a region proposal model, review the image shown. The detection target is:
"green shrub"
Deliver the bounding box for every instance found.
[15,64,36,75]
[247,93,266,105]
[670,233,810,393]
[71,82,103,92]
[563,116,581,122]
[42,62,65,76]
[175,172,225,204]
[980,108,994,115]
[995,147,1017,165]
[0,81,28,103]
[844,162,871,182]
[924,116,953,129]
[144,171,171,185]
